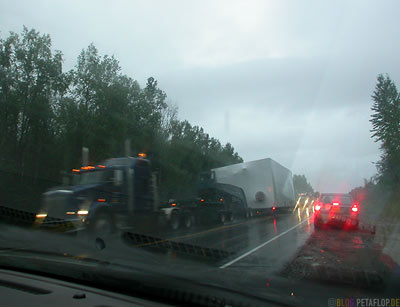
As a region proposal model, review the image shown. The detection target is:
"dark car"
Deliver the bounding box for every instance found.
[314,193,360,229]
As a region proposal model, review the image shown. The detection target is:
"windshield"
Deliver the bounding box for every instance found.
[321,194,353,205]
[73,170,111,185]
[1,1,400,306]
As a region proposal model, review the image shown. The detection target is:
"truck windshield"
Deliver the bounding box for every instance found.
[73,170,112,185]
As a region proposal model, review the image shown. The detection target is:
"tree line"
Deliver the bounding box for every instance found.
[0,27,242,207]
[350,74,400,208]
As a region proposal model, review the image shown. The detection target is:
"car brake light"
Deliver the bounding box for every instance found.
[351,203,359,213]
[332,202,339,206]
[315,204,321,211]
[272,206,276,211]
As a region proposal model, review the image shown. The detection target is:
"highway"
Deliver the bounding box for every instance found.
[0,204,399,306]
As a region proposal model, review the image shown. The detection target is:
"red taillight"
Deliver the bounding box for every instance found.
[200,199,205,202]
[351,203,359,213]
[314,200,322,211]
[332,202,339,206]
[272,206,276,211]
[171,203,177,207]
[97,198,106,202]
[219,198,223,202]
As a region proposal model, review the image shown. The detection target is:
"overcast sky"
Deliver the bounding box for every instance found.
[1,0,399,192]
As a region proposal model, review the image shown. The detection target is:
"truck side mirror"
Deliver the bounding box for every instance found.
[113,170,123,186]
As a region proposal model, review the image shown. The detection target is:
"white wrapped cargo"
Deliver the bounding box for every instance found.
[211,158,295,212]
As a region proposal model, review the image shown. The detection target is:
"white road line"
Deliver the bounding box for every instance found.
[220,219,307,269]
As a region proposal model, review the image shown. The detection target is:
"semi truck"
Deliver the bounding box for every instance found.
[36,156,248,234]
[199,158,295,216]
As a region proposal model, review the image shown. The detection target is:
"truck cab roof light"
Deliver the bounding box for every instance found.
[81,166,94,170]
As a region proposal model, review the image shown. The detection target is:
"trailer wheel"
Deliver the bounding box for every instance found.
[91,213,114,236]
[183,214,193,229]
[170,211,180,230]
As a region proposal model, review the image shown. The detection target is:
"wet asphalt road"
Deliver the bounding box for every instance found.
[0,206,314,271]
[0,204,399,306]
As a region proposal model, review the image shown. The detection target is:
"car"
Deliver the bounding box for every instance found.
[313,193,359,229]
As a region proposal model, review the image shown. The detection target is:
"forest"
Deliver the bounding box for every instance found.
[0,27,243,207]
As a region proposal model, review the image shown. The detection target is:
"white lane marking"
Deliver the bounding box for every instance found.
[220,219,307,269]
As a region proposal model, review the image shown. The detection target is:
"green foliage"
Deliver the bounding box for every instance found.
[0,27,242,206]
[293,174,313,196]
[370,74,400,185]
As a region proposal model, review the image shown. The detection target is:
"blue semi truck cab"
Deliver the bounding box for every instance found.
[38,157,172,234]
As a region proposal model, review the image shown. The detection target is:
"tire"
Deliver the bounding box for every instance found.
[91,213,114,236]
[228,212,234,222]
[170,211,180,230]
[219,213,226,224]
[183,214,193,229]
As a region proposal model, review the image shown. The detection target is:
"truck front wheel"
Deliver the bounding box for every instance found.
[184,214,193,229]
[170,211,180,230]
[91,213,114,236]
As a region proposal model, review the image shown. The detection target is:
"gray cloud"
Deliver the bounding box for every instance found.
[1,0,399,191]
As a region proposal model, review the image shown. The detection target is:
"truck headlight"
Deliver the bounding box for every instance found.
[77,210,89,215]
